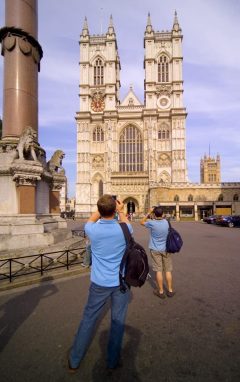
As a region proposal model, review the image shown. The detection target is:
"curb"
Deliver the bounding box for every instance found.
[0,264,90,293]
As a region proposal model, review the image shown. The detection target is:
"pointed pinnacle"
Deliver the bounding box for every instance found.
[83,16,88,30]
[109,14,113,27]
[173,10,179,25]
[147,12,152,26]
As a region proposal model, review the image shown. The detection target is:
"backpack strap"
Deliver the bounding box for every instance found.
[119,222,132,244]
[119,222,132,293]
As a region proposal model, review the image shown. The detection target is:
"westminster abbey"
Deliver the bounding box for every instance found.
[75,13,240,220]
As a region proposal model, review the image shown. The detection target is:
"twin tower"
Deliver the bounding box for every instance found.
[76,13,188,217]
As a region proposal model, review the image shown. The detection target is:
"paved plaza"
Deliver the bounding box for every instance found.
[0,221,239,382]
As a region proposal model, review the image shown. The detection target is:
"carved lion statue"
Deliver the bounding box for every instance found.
[14,126,38,161]
[47,150,65,174]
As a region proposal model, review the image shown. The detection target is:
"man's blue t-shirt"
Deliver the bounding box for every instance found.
[85,219,133,287]
[144,219,168,252]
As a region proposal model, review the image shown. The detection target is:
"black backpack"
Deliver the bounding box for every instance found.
[166,220,183,253]
[119,223,149,293]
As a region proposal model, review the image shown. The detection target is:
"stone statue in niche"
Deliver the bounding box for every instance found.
[47,150,65,174]
[14,126,39,161]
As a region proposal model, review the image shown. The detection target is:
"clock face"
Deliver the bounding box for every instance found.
[157,95,171,109]
[91,95,105,112]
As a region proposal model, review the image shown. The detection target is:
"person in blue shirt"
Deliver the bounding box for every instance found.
[140,206,175,299]
[68,194,133,373]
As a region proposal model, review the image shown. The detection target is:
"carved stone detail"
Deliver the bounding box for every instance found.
[13,126,39,161]
[159,170,171,184]
[156,85,172,97]
[51,173,66,191]
[0,27,43,68]
[47,150,65,174]
[158,153,171,166]
[10,160,43,186]
[92,154,104,168]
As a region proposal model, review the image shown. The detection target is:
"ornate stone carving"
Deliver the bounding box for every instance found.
[10,160,43,186]
[158,153,171,166]
[159,171,171,184]
[47,150,65,174]
[92,154,104,168]
[156,85,172,97]
[50,173,66,191]
[13,126,39,161]
[0,27,43,68]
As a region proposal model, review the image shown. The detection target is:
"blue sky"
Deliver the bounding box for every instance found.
[0,0,240,197]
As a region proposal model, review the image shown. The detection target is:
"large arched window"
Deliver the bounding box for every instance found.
[174,195,179,202]
[188,194,193,202]
[218,194,224,201]
[158,55,169,83]
[93,126,104,142]
[94,58,104,85]
[119,125,143,172]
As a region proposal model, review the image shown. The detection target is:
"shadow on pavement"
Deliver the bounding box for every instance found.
[0,277,58,352]
[92,324,142,382]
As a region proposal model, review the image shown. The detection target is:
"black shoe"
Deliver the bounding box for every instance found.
[67,358,79,374]
[166,291,175,298]
[153,289,166,299]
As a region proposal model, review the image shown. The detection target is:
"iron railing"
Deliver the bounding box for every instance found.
[0,244,87,284]
[72,229,86,238]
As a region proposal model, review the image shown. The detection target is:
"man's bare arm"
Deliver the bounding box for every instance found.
[87,211,101,223]
[116,200,130,224]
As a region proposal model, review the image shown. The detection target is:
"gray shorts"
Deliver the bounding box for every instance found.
[150,250,173,273]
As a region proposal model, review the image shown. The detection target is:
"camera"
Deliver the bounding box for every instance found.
[112,195,117,200]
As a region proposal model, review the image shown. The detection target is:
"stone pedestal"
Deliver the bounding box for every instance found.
[49,173,66,214]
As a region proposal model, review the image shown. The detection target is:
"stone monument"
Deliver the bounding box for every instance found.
[0,0,67,252]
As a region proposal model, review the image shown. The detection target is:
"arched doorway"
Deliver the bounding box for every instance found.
[127,200,135,214]
[123,197,139,219]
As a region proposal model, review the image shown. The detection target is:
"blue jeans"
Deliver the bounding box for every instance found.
[69,282,130,369]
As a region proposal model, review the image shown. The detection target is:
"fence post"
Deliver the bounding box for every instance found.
[9,259,12,283]
[41,255,43,276]
[66,250,69,270]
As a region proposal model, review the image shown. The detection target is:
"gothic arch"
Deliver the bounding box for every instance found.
[123,196,139,215]
[89,53,106,66]
[155,51,172,62]
[119,121,142,137]
[233,194,239,201]
[156,53,171,83]
[119,124,143,172]
[91,172,104,199]
[93,125,104,141]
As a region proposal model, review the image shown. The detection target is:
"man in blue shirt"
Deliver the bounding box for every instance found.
[141,206,174,299]
[68,194,133,373]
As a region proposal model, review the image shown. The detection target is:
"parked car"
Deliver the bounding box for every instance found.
[215,215,240,228]
[203,215,220,224]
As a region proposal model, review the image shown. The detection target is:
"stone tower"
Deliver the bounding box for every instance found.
[76,16,121,216]
[200,154,221,184]
[143,11,188,184]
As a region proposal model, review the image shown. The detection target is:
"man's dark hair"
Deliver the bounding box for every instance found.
[153,206,164,218]
[97,194,116,217]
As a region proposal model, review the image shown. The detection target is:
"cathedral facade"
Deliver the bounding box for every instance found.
[76,13,189,217]
[75,13,240,220]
